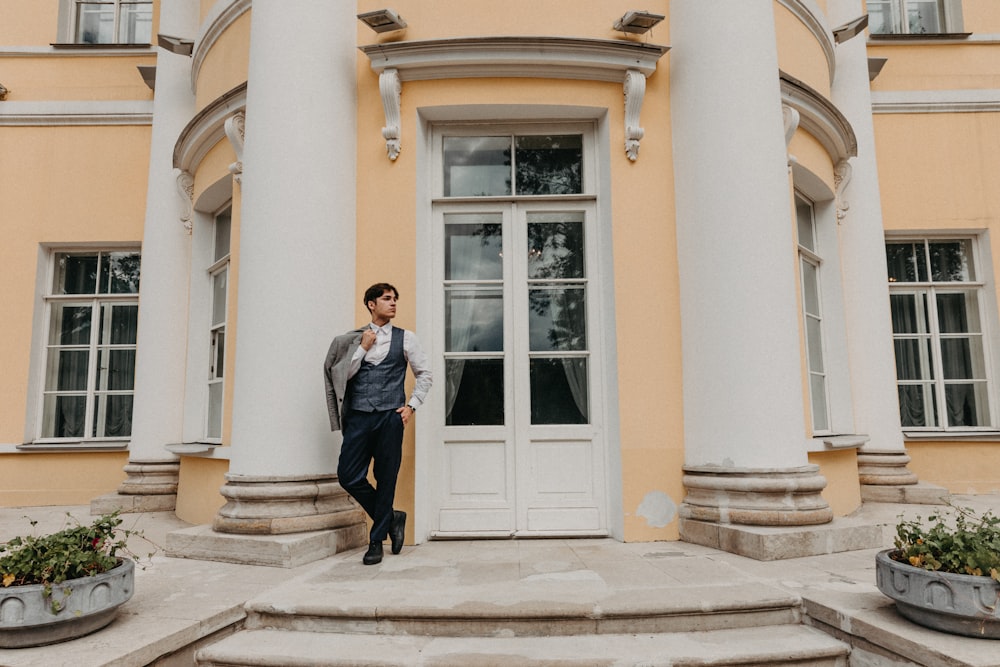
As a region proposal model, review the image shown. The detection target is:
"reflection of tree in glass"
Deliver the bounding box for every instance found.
[527,222,585,350]
[516,136,582,195]
[528,290,585,350]
[929,242,968,282]
[106,254,141,293]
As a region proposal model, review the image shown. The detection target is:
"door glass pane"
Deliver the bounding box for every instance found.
[97,349,136,391]
[886,242,927,283]
[446,287,503,352]
[100,252,141,294]
[941,337,985,380]
[893,338,935,380]
[929,240,974,281]
[93,394,133,438]
[515,135,583,195]
[445,359,504,425]
[527,215,584,279]
[212,331,226,379]
[443,136,511,197]
[898,384,938,427]
[50,304,93,345]
[528,287,586,351]
[101,304,139,345]
[214,209,232,262]
[55,253,99,294]
[530,357,588,424]
[796,198,815,252]
[42,395,87,438]
[212,269,228,326]
[45,349,90,391]
[445,216,503,280]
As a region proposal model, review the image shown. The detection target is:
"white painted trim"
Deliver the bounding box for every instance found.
[872,89,1000,113]
[0,46,154,56]
[776,0,836,84]
[172,83,246,172]
[191,0,251,92]
[359,36,668,82]
[0,100,152,126]
[780,71,858,161]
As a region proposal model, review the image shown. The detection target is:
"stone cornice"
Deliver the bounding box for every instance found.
[173,82,246,171]
[0,100,152,126]
[359,36,668,82]
[779,70,857,161]
[191,0,251,92]
[776,0,836,84]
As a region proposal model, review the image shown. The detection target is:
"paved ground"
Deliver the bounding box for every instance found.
[1,496,998,666]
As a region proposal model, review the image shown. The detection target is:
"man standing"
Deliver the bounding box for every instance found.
[324,283,432,564]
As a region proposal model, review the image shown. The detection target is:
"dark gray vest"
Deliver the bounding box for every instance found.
[346,327,407,412]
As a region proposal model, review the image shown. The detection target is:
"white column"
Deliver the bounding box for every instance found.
[214,0,362,534]
[670,0,831,526]
[94,0,199,513]
[828,0,926,498]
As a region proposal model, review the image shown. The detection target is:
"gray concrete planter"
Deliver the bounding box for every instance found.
[876,548,1000,639]
[0,558,134,648]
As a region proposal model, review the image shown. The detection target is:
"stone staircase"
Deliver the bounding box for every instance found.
[194,552,850,666]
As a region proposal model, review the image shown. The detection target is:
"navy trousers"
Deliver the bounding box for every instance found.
[337,408,404,543]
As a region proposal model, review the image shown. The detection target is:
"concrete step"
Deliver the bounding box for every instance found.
[196,625,851,667]
[243,582,804,637]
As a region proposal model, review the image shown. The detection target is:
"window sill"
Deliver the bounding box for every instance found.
[7,440,129,453]
[868,33,972,43]
[903,430,1000,442]
[807,434,869,453]
[165,443,231,460]
[50,43,153,49]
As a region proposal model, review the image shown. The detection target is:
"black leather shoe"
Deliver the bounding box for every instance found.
[362,541,383,565]
[390,510,406,555]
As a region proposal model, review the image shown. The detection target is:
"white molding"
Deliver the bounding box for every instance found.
[0,46,154,56]
[0,100,152,126]
[780,71,857,161]
[176,170,195,233]
[834,159,852,224]
[623,69,645,161]
[378,69,402,160]
[872,89,1000,113]
[173,83,246,172]
[224,111,245,182]
[191,0,251,92]
[776,0,835,84]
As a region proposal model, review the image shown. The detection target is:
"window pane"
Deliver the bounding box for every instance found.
[907,0,943,33]
[929,240,973,281]
[445,288,503,352]
[119,1,152,43]
[93,394,133,438]
[212,269,228,326]
[45,349,90,391]
[207,382,223,438]
[50,304,93,345]
[801,260,820,315]
[810,374,829,432]
[530,357,588,424]
[100,252,141,294]
[528,288,587,351]
[212,331,225,380]
[444,216,503,280]
[889,293,929,334]
[894,338,934,380]
[56,253,98,294]
[806,316,824,372]
[527,215,584,279]
[443,136,511,197]
[100,303,139,345]
[886,242,927,282]
[42,395,87,438]
[97,349,136,391]
[941,337,986,380]
[867,0,895,34]
[945,383,987,427]
[898,384,938,427]
[446,358,504,425]
[796,197,815,252]
[515,135,583,195]
[214,208,232,262]
[76,2,114,44]
[937,292,980,334]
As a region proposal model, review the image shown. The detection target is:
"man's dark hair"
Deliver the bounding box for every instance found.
[364,282,398,313]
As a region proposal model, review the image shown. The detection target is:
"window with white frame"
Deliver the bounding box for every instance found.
[887,238,993,429]
[40,250,140,440]
[206,206,231,440]
[796,195,830,432]
[69,0,152,45]
[867,0,963,35]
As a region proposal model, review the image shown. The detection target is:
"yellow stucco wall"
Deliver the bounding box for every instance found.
[175,456,229,525]
[0,452,128,506]
[809,449,862,516]
[194,10,251,112]
[774,1,832,98]
[905,441,1000,494]
[1,56,155,102]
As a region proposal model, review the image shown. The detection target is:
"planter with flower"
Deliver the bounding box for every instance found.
[876,503,1000,638]
[0,511,147,648]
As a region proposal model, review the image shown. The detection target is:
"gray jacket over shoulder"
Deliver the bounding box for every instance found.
[324,327,366,432]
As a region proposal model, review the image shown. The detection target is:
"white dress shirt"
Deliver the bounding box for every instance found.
[348,322,432,409]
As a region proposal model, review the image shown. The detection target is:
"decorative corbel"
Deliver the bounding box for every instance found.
[224,111,245,184]
[176,170,194,234]
[834,159,852,224]
[782,104,800,168]
[623,69,646,161]
[379,69,402,160]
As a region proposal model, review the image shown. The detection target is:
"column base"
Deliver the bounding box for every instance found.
[212,474,366,535]
[856,449,919,486]
[679,465,833,527]
[679,516,883,560]
[91,460,180,514]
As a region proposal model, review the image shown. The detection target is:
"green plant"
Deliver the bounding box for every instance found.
[893,504,1000,581]
[1,511,151,612]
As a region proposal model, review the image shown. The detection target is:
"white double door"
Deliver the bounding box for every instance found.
[428,199,607,537]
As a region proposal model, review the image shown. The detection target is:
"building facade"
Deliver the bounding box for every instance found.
[2,0,999,561]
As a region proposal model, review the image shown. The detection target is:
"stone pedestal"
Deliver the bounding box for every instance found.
[213,475,364,535]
